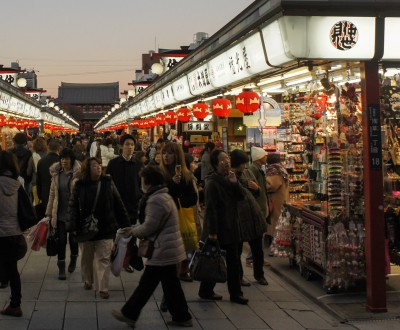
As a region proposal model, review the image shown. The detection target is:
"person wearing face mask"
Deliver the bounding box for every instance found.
[46,148,81,280]
[199,150,248,305]
[112,166,192,328]
[69,157,130,299]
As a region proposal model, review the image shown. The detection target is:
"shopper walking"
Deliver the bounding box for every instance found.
[69,157,130,299]
[200,142,215,184]
[46,148,80,280]
[100,138,117,170]
[266,153,289,238]
[37,139,60,218]
[31,137,47,206]
[230,149,268,286]
[199,149,248,304]
[160,142,198,281]
[0,151,28,317]
[112,166,192,328]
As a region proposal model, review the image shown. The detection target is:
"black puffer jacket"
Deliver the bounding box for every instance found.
[9,145,33,183]
[69,175,130,241]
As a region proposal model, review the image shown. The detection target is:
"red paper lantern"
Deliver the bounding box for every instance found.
[130,120,140,127]
[212,98,232,118]
[165,111,177,124]
[122,122,129,129]
[148,117,157,127]
[0,115,6,127]
[7,118,16,128]
[176,107,192,122]
[155,113,165,125]
[23,120,29,127]
[142,120,150,129]
[235,90,260,115]
[192,102,209,119]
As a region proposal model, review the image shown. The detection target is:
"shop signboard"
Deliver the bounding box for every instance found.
[0,91,11,110]
[161,84,176,106]
[243,109,261,128]
[8,97,19,113]
[187,63,214,95]
[263,97,282,127]
[146,96,156,112]
[368,104,382,169]
[160,54,187,72]
[382,18,400,60]
[208,33,270,88]
[279,16,375,60]
[0,73,17,87]
[183,121,213,132]
[172,76,192,101]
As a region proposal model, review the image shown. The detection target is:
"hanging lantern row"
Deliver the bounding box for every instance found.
[0,115,39,128]
[176,107,191,122]
[44,124,65,131]
[192,102,209,119]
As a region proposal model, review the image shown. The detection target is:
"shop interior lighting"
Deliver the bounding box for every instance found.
[332,75,343,82]
[283,68,310,79]
[257,75,283,86]
[285,75,313,86]
[329,64,342,71]
[384,69,400,77]
[262,83,284,92]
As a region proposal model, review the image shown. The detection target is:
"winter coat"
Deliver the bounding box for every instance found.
[266,169,290,236]
[248,162,270,219]
[165,171,198,210]
[46,161,81,225]
[73,144,87,162]
[9,145,33,184]
[131,187,186,266]
[201,151,213,181]
[202,172,245,245]
[69,175,130,241]
[236,169,267,241]
[106,155,143,223]
[100,145,116,167]
[31,151,46,185]
[0,176,22,237]
[37,152,60,207]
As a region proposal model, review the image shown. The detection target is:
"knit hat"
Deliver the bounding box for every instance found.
[251,147,267,162]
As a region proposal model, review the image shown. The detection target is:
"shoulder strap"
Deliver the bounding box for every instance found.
[91,181,101,213]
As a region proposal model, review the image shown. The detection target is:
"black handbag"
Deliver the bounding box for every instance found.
[17,185,38,231]
[46,226,59,257]
[137,214,168,259]
[127,240,144,271]
[190,240,227,283]
[76,181,101,243]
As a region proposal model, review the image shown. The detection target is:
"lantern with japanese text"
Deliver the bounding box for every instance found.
[176,107,192,122]
[192,102,209,119]
[155,113,165,125]
[212,97,232,118]
[165,111,177,124]
[235,90,260,115]
[0,115,6,127]
[148,117,157,127]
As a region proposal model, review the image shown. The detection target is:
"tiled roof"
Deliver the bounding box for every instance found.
[57,82,119,104]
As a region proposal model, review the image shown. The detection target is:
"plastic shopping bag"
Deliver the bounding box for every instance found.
[111,235,132,277]
[27,217,49,251]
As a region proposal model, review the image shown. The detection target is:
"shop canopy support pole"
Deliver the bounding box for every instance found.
[361,60,387,313]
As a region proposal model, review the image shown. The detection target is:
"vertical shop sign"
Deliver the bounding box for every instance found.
[368,104,382,169]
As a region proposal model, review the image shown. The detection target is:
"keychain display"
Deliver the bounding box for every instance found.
[271,205,293,258]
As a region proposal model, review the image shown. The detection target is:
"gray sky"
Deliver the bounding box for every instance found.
[0,0,253,97]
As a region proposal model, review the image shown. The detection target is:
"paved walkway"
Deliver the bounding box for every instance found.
[1,245,399,330]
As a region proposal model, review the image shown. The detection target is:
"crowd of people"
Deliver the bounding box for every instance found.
[0,130,289,328]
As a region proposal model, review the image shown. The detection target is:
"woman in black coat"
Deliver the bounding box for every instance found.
[69,157,130,299]
[199,150,249,305]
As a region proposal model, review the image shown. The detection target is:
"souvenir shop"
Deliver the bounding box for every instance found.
[95,0,400,311]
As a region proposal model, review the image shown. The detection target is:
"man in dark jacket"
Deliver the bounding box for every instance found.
[37,139,60,215]
[106,134,142,273]
[9,133,33,192]
[106,134,142,225]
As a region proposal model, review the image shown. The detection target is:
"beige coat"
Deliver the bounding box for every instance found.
[266,174,289,236]
[46,161,81,224]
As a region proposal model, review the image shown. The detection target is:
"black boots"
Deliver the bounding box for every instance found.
[68,255,78,273]
[57,260,66,280]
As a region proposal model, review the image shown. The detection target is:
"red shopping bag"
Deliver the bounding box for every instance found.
[31,220,49,251]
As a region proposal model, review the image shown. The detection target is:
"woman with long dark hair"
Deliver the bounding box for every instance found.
[46,148,81,280]
[0,151,28,317]
[69,157,130,299]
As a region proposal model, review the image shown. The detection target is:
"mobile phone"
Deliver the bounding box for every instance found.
[175,164,182,175]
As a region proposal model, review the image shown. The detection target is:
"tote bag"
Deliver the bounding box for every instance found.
[178,201,198,251]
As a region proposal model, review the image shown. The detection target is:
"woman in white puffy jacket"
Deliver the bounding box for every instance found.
[100,138,117,169]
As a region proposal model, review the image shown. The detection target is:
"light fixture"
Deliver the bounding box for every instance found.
[338,78,361,86]
[60,110,64,114]
[151,63,164,75]
[114,104,120,109]
[283,68,310,79]
[48,101,55,108]
[54,106,60,111]
[262,83,284,92]
[17,78,27,88]
[120,98,126,104]
[257,75,283,86]
[285,75,313,86]
[127,90,135,97]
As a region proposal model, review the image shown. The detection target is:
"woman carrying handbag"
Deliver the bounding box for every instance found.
[69,157,130,299]
[46,148,80,280]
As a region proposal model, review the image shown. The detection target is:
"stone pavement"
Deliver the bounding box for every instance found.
[0,245,399,330]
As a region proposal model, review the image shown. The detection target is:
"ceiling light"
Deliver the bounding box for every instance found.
[285,75,313,86]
